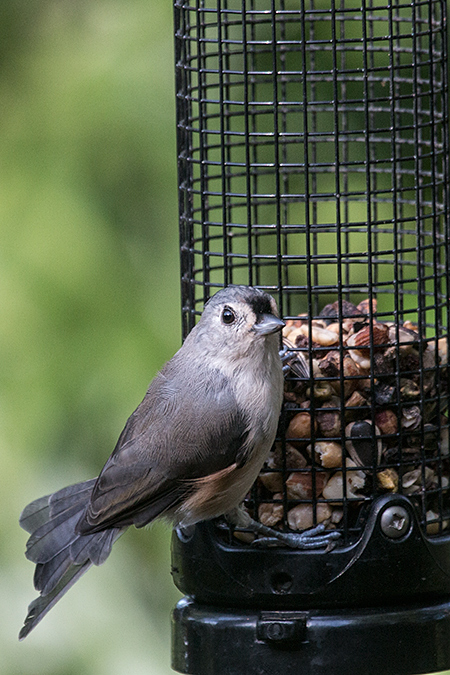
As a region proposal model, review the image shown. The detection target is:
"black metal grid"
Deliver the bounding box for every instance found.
[175,0,450,544]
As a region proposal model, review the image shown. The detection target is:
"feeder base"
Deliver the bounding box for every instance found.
[172,596,450,675]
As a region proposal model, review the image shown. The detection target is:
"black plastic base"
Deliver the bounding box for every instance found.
[172,596,450,675]
[171,496,450,611]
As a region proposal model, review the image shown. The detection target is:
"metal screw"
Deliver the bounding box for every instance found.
[380,505,410,539]
[266,623,285,641]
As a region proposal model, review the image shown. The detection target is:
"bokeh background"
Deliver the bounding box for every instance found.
[1,1,181,673]
[1,1,450,674]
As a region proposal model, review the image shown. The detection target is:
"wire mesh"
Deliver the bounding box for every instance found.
[175,0,450,544]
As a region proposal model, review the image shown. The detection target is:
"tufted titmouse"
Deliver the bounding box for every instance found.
[19,285,338,640]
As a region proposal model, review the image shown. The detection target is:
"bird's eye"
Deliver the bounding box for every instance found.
[222,307,236,325]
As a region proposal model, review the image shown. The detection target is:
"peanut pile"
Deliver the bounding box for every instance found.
[251,298,450,540]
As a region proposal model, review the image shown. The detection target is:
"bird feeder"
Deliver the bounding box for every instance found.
[171,0,450,673]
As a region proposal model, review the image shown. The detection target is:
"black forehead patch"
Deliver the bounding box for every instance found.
[248,293,273,316]
[205,285,274,315]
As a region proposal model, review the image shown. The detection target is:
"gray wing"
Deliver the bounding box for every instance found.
[77,356,249,533]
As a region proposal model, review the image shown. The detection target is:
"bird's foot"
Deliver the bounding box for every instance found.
[279,341,310,379]
[279,345,292,374]
[248,518,340,551]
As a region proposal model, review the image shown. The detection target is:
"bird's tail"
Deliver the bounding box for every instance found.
[19,479,123,640]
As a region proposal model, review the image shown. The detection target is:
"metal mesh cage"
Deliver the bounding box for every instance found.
[175,0,450,546]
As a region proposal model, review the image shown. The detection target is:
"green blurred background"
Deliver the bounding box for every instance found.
[1,1,181,673]
[1,1,450,674]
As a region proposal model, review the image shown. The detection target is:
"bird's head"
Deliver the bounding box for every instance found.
[193,285,285,358]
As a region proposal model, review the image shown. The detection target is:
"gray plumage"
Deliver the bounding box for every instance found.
[19,285,284,639]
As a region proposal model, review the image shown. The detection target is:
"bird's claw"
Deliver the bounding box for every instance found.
[279,344,290,362]
[249,520,340,551]
[280,346,292,375]
[279,339,310,379]
[253,530,340,551]
[280,345,299,375]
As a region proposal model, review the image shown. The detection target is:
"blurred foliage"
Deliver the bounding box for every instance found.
[2,1,450,674]
[1,1,181,674]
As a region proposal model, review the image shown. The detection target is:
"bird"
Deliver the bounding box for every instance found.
[19,284,338,640]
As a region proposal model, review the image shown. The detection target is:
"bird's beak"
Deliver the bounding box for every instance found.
[253,314,285,336]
